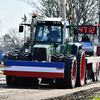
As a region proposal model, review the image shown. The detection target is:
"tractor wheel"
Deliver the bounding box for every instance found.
[5,52,14,60]
[6,75,18,86]
[51,54,64,88]
[61,54,77,88]
[5,52,19,60]
[5,52,19,86]
[51,53,64,62]
[51,53,58,62]
[18,77,39,86]
[12,53,19,60]
[18,52,38,86]
[76,50,85,87]
[19,52,32,61]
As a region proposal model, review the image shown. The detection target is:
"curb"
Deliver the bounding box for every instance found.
[0,78,5,81]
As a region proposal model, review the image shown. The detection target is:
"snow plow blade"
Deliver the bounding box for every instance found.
[4,60,64,78]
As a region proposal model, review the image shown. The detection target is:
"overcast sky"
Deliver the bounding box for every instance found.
[0,0,35,36]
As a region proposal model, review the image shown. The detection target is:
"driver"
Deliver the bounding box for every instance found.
[47,26,60,41]
[81,33,90,42]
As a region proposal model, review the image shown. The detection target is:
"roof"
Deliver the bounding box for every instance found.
[37,17,69,25]
[43,18,62,21]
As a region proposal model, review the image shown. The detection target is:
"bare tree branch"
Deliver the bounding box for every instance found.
[21,0,98,25]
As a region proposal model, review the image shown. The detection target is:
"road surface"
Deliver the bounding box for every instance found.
[1,67,100,100]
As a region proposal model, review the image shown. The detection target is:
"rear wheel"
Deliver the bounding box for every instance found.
[6,75,18,86]
[6,52,14,60]
[76,50,85,87]
[12,53,19,60]
[18,52,38,86]
[61,54,77,88]
[5,52,19,86]
[5,52,19,60]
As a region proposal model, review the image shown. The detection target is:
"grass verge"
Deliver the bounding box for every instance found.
[89,95,100,100]
[0,71,3,74]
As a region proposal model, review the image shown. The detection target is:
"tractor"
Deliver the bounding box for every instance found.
[4,0,100,88]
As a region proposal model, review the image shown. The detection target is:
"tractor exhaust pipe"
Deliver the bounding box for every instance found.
[59,0,66,22]
[29,14,37,53]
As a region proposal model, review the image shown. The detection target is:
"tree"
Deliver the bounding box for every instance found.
[8,28,23,48]
[21,0,60,19]
[1,28,24,52]
[39,0,60,17]
[22,0,98,25]
[67,0,98,25]
[3,34,12,52]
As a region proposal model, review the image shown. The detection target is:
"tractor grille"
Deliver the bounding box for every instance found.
[33,48,46,61]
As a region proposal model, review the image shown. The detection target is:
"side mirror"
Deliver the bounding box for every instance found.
[54,43,58,48]
[19,25,23,32]
[74,28,78,35]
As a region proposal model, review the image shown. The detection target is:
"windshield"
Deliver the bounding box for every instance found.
[35,25,62,42]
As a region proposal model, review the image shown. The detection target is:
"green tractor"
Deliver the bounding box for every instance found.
[4,0,86,88]
[4,17,85,88]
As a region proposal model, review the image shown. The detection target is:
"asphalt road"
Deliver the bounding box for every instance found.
[1,67,100,100]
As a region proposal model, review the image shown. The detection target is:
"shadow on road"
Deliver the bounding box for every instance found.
[0,82,60,90]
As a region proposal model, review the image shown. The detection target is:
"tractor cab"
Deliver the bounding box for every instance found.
[35,24,61,43]
[32,18,71,62]
[34,18,70,44]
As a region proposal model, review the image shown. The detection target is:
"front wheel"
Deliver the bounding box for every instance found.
[51,54,64,88]
[61,54,77,88]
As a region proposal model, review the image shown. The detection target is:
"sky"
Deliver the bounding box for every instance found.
[0,0,35,36]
